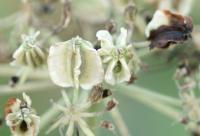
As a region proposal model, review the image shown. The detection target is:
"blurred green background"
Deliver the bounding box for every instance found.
[1,0,200,136]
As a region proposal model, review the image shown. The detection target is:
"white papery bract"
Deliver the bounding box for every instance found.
[48,36,104,89]
[96,28,140,85]
[5,93,40,136]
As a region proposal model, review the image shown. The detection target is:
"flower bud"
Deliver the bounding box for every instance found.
[96,27,140,85]
[11,31,47,68]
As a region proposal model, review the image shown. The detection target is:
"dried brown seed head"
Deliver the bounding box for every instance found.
[146,10,193,49]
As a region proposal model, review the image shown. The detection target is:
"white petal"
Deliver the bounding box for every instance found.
[105,59,118,85]
[116,58,131,83]
[22,93,32,107]
[145,10,170,37]
[96,30,114,48]
[48,42,74,87]
[116,27,128,47]
[66,121,74,136]
[78,119,95,136]
[79,45,104,90]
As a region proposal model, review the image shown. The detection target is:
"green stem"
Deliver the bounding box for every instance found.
[0,81,58,95]
[110,84,181,107]
[40,99,64,130]
[73,88,79,103]
[114,84,180,120]
[110,107,130,136]
[0,64,49,79]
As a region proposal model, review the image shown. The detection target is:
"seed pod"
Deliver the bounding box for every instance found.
[48,36,104,89]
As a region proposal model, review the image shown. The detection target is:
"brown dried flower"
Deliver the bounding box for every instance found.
[106,98,118,111]
[88,85,112,103]
[145,10,193,49]
[100,120,115,131]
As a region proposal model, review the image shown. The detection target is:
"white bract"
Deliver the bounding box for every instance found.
[96,28,140,85]
[5,93,40,136]
[48,36,104,89]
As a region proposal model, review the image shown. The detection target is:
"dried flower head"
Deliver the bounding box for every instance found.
[47,90,116,136]
[96,27,140,85]
[11,30,47,68]
[48,36,104,89]
[4,93,40,136]
[145,10,193,49]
